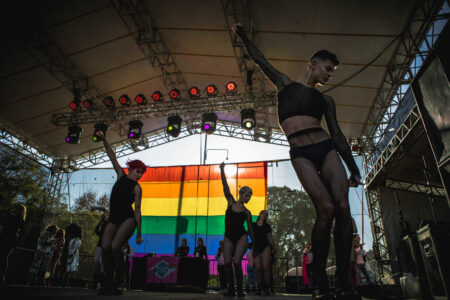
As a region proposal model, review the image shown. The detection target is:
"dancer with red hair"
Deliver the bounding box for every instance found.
[95,131,146,295]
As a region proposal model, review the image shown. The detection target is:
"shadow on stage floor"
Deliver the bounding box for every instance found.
[0,285,312,300]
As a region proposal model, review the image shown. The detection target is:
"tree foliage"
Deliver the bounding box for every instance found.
[266,186,316,260]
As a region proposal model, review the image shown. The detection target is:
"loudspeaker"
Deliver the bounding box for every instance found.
[417,223,450,299]
[130,256,147,290]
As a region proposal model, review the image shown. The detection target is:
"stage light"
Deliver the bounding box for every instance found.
[119,94,130,106]
[188,86,201,99]
[241,108,255,130]
[152,91,163,101]
[205,84,218,97]
[135,94,147,105]
[128,120,143,139]
[201,112,217,134]
[103,96,115,108]
[82,99,94,110]
[225,81,237,93]
[92,123,108,142]
[69,98,81,111]
[169,88,181,100]
[65,125,82,144]
[167,115,182,138]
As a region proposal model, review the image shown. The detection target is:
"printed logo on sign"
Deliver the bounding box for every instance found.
[153,260,176,279]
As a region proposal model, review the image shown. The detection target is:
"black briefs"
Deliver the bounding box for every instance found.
[289,139,335,171]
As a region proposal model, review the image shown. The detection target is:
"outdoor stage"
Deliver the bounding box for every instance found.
[1,285,316,300]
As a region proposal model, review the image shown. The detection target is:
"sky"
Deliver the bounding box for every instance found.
[64,133,374,251]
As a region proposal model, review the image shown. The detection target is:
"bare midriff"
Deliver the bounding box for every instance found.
[280,115,330,147]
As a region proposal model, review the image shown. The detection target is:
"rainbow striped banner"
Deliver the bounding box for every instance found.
[128,162,267,258]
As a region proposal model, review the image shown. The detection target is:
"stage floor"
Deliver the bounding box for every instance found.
[1,285,313,300]
[1,285,383,299]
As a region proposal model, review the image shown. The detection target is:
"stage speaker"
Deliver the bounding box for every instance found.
[130,256,147,290]
[417,223,450,299]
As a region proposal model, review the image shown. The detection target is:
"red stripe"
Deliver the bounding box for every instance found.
[136,162,266,182]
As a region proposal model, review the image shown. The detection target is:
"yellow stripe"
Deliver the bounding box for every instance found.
[139,196,266,216]
[140,178,266,198]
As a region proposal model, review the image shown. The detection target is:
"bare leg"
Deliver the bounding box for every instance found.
[254,254,263,287]
[223,237,235,293]
[291,158,335,292]
[320,150,352,291]
[101,222,118,285]
[261,246,272,290]
[232,234,249,294]
[111,218,136,287]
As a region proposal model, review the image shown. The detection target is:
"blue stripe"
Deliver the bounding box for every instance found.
[128,233,249,256]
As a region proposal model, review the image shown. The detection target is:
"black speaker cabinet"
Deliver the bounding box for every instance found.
[417,223,450,300]
[130,256,147,290]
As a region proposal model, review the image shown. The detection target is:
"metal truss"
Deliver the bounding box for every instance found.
[365,187,392,278]
[69,119,288,170]
[365,105,423,188]
[222,0,265,96]
[384,179,446,197]
[0,125,54,168]
[360,0,445,166]
[40,165,65,230]
[112,0,188,90]
[50,92,277,126]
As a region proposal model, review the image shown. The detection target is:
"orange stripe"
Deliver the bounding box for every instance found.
[140,178,266,198]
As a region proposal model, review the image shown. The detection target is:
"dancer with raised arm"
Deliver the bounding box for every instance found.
[220,162,255,297]
[96,131,145,296]
[232,24,361,300]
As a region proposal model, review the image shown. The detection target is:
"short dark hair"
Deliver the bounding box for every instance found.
[310,50,340,66]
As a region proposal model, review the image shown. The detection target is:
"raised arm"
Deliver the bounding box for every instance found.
[220,162,235,206]
[134,184,143,245]
[232,23,291,91]
[323,95,361,186]
[96,131,125,177]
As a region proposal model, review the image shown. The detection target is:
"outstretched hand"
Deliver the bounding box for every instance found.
[136,234,144,245]
[220,161,225,170]
[231,23,243,33]
[349,175,361,187]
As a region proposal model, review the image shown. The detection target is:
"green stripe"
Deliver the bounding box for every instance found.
[142,215,258,235]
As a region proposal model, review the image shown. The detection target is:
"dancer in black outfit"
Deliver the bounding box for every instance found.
[232,24,361,300]
[252,210,276,295]
[220,162,255,297]
[96,131,145,296]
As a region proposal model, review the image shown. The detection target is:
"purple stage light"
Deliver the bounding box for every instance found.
[129,132,135,138]
[65,137,70,142]
[204,124,210,130]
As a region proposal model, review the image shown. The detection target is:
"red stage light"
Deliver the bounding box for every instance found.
[103,96,115,108]
[189,87,201,99]
[225,81,237,93]
[135,94,147,105]
[69,101,79,110]
[152,91,163,101]
[119,94,130,106]
[205,84,218,97]
[169,88,180,100]
[83,99,94,109]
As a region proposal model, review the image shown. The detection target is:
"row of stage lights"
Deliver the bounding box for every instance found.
[65,108,256,144]
[69,82,238,111]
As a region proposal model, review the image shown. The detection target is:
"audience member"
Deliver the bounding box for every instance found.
[194,237,208,260]
[245,244,256,293]
[48,228,65,286]
[93,212,108,289]
[175,238,189,257]
[29,224,59,285]
[0,204,26,284]
[216,240,226,290]
[302,242,313,288]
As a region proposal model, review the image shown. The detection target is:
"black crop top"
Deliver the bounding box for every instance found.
[277,82,326,124]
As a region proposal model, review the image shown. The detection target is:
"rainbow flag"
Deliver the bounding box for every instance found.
[128,162,267,258]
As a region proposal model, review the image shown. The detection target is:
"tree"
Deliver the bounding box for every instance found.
[73,191,97,212]
[267,186,316,260]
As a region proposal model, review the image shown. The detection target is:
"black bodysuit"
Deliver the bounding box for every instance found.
[109,176,139,226]
[278,82,326,123]
[251,222,272,257]
[224,203,248,244]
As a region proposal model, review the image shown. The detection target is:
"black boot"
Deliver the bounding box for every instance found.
[224,264,235,296]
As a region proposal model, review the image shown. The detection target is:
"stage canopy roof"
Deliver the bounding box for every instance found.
[0,0,442,167]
